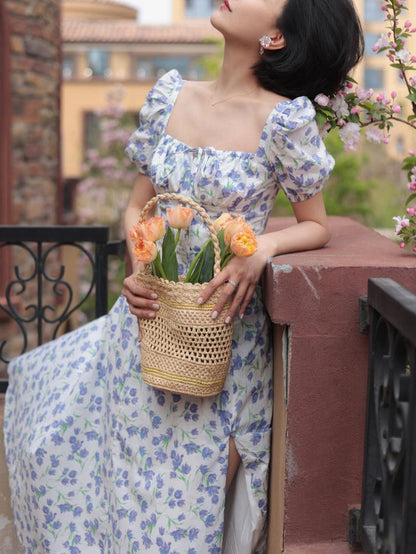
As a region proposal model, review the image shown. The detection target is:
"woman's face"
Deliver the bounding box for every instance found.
[210,0,286,49]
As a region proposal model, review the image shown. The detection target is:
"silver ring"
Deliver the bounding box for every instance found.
[228,279,239,289]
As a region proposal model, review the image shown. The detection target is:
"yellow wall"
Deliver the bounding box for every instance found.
[172,0,186,23]
[62,0,137,20]
[62,81,150,178]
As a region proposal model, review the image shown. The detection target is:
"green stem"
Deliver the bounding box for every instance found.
[221,252,235,269]
[175,228,181,248]
[154,254,167,279]
[184,239,210,282]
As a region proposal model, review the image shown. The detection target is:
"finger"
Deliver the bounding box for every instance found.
[122,288,160,313]
[138,320,143,342]
[127,303,157,320]
[211,281,240,321]
[223,284,249,322]
[122,276,158,300]
[237,284,256,319]
[197,273,235,305]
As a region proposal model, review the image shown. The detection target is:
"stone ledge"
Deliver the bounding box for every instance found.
[285,541,362,553]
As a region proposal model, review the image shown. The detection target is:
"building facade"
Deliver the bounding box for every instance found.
[61,0,221,185]
[356,0,416,158]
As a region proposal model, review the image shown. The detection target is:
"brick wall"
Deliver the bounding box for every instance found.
[6,0,61,226]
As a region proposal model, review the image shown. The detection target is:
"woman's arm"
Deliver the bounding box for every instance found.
[122,175,160,326]
[198,192,330,322]
[258,192,330,257]
[124,174,156,273]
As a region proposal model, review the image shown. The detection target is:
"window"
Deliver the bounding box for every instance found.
[186,0,215,18]
[364,67,384,89]
[364,33,380,56]
[87,49,110,78]
[364,0,385,22]
[135,56,204,80]
[396,136,405,155]
[62,55,75,79]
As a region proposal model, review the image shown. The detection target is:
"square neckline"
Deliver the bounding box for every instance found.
[162,70,298,157]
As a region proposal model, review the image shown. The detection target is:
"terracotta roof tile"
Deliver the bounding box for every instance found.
[63,20,222,44]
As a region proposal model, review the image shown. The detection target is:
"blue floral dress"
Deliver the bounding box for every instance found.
[4,70,334,554]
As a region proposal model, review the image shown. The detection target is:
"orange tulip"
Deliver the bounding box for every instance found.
[213,212,233,234]
[129,222,147,242]
[167,206,194,229]
[224,216,252,246]
[144,216,166,241]
[230,230,257,257]
[132,238,158,264]
[130,216,165,242]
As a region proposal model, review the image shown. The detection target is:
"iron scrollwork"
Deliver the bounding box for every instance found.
[0,240,97,364]
[360,278,416,554]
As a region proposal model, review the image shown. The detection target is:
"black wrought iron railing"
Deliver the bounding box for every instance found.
[359,278,416,553]
[0,226,126,393]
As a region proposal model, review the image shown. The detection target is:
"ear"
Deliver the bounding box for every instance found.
[267,29,286,51]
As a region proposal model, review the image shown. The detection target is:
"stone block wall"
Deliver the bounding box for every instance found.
[6,0,61,226]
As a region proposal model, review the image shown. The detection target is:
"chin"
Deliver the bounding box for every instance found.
[210,10,226,34]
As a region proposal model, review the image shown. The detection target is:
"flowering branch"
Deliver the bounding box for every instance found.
[313,0,416,252]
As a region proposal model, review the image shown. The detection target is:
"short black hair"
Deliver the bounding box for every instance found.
[252,0,364,100]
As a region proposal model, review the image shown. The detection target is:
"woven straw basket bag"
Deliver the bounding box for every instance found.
[135,193,234,397]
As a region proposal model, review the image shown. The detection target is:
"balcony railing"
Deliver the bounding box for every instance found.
[360,278,416,553]
[0,225,126,393]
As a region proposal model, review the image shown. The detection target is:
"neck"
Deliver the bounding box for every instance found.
[214,42,261,96]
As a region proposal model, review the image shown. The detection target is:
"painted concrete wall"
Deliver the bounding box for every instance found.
[264,216,416,551]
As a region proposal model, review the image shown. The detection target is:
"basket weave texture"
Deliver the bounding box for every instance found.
[135,193,233,397]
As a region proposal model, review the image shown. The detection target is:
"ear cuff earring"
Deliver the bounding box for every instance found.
[259,35,272,55]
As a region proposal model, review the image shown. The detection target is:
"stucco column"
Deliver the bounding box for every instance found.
[263,216,416,553]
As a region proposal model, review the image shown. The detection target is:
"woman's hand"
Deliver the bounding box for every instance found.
[122,274,160,340]
[197,244,269,323]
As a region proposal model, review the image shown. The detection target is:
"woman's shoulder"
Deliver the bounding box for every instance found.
[269,95,316,132]
[146,69,183,105]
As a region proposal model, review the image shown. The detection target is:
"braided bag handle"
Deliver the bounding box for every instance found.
[138,193,222,276]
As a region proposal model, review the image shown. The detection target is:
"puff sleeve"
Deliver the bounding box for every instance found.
[125,70,180,176]
[265,97,335,203]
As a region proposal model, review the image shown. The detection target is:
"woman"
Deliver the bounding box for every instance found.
[5,0,363,552]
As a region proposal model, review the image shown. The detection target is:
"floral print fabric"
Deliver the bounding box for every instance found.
[5,70,334,554]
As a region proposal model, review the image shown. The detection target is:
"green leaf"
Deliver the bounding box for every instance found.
[198,240,215,284]
[405,193,416,207]
[161,227,178,282]
[406,93,416,102]
[217,228,226,256]
[185,249,204,284]
[315,112,329,127]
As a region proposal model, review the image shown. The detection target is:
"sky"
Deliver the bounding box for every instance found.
[122,0,172,24]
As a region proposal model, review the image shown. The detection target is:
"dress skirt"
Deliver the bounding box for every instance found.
[4,291,273,554]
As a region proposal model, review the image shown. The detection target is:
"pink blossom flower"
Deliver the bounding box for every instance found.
[355,87,373,101]
[314,93,330,107]
[366,127,385,144]
[318,121,331,138]
[391,91,397,98]
[339,122,361,152]
[351,107,360,115]
[393,216,410,234]
[405,20,412,28]
[373,34,390,51]
[329,93,349,118]
[383,136,390,144]
[396,49,411,63]
[406,207,416,216]
[392,104,401,113]
[400,242,405,248]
